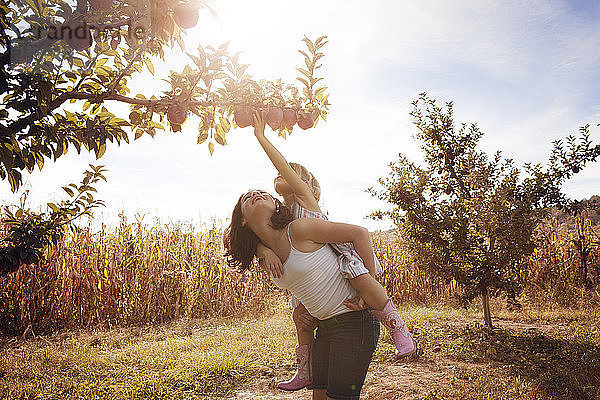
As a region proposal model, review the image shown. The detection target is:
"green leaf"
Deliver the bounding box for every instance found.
[304,57,313,71]
[315,87,327,97]
[144,58,155,75]
[296,68,311,78]
[298,50,310,59]
[95,143,106,159]
[302,37,315,53]
[63,186,75,197]
[35,154,44,171]
[197,132,208,144]
[315,35,328,47]
[219,117,231,133]
[215,126,226,146]
[296,77,310,88]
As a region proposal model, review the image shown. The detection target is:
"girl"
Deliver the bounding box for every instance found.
[223,188,380,400]
[251,111,417,391]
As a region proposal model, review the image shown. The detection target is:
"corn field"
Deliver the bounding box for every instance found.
[0,215,276,336]
[525,215,600,305]
[0,213,599,336]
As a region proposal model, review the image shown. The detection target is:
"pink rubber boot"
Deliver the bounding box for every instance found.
[372,299,417,358]
[277,344,312,391]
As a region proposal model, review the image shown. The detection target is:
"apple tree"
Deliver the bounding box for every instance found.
[0,0,329,273]
[1,0,330,192]
[368,93,600,329]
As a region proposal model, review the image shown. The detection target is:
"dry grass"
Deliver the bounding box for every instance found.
[1,298,599,399]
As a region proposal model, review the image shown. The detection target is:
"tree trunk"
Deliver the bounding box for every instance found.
[482,285,493,329]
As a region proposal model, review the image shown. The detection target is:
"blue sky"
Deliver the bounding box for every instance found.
[2,0,599,231]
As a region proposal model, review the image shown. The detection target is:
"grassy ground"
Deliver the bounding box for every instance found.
[1,298,599,400]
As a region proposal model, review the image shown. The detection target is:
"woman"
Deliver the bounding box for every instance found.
[223,189,380,400]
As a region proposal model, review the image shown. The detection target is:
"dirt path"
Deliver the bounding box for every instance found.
[229,358,483,400]
[228,319,570,400]
[228,359,481,400]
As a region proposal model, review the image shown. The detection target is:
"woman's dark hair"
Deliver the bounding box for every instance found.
[223,191,294,272]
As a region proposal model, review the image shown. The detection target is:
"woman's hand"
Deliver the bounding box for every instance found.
[252,110,266,138]
[293,307,318,331]
[343,296,368,311]
[258,247,284,278]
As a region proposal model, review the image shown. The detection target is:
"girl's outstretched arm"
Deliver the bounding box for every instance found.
[252,111,320,212]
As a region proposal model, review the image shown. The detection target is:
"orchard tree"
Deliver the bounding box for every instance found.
[0,0,329,273]
[0,164,107,274]
[0,0,330,191]
[369,93,600,329]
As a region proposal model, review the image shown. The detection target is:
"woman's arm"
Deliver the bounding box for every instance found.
[291,218,376,275]
[252,111,320,212]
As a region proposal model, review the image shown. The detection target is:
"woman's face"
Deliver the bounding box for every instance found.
[240,190,276,227]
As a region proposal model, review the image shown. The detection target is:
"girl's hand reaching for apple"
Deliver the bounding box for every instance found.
[252,110,267,138]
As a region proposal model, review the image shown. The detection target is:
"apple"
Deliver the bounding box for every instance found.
[89,0,113,12]
[266,107,283,130]
[63,21,93,51]
[173,3,199,29]
[234,109,253,128]
[297,112,314,130]
[282,109,297,129]
[167,105,187,125]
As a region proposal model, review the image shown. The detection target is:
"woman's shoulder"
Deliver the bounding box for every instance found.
[289,217,329,236]
[287,218,329,253]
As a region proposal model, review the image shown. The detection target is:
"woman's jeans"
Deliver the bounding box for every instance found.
[311,308,380,400]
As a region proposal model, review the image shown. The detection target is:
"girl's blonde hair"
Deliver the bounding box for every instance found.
[289,162,321,202]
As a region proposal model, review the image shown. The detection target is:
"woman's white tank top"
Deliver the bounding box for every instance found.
[270,222,358,320]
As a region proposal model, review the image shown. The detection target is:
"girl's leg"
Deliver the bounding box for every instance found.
[294,303,315,345]
[349,273,389,310]
[349,274,417,359]
[277,303,314,391]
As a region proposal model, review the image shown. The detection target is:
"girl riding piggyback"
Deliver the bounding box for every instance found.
[251,111,417,392]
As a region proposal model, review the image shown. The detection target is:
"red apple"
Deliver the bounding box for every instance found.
[266,107,283,130]
[173,4,199,29]
[297,112,314,130]
[167,105,187,125]
[282,109,297,129]
[234,109,253,128]
[89,0,113,12]
[63,21,93,51]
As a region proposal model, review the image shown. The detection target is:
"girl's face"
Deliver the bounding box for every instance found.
[274,174,294,196]
[240,190,276,226]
